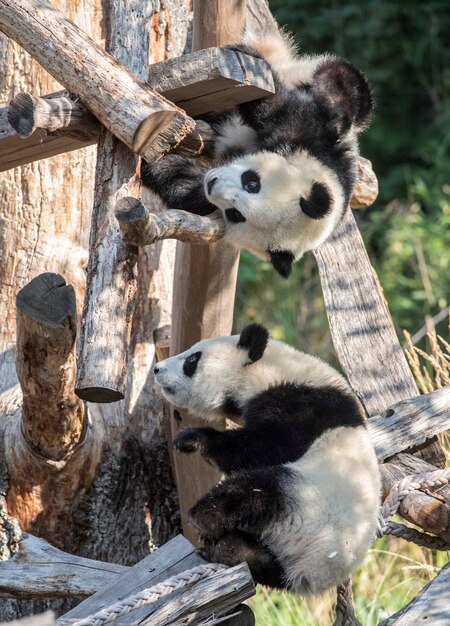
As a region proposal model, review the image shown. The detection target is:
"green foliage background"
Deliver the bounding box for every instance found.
[234,0,450,362]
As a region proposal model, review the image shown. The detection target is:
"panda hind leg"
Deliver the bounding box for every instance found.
[201,531,286,589]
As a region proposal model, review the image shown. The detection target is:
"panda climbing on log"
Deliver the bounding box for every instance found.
[142,29,373,277]
[154,323,381,594]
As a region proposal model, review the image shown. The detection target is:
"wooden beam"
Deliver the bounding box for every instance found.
[57,535,206,623]
[15,273,85,460]
[168,0,245,545]
[368,386,450,460]
[379,560,450,626]
[0,0,194,163]
[0,48,274,172]
[74,0,151,403]
[313,208,445,468]
[0,535,128,599]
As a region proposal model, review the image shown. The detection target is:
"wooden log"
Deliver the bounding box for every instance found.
[380,560,450,626]
[351,156,379,209]
[367,386,450,460]
[0,46,274,172]
[168,0,245,544]
[57,535,206,624]
[115,198,226,246]
[74,0,149,403]
[0,0,194,163]
[0,95,99,172]
[381,453,450,542]
[0,534,128,599]
[15,273,85,460]
[313,208,445,468]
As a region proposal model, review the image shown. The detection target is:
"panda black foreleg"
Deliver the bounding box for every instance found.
[140,154,216,216]
[201,531,286,589]
[187,467,288,541]
[174,426,275,473]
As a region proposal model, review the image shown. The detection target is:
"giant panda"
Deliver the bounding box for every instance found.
[153,323,381,595]
[142,29,374,277]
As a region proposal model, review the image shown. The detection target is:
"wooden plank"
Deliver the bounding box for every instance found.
[380,560,450,626]
[57,535,204,623]
[0,535,128,599]
[0,48,273,172]
[368,386,450,460]
[139,563,254,626]
[314,208,445,468]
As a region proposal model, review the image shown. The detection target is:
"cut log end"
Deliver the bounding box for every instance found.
[350,157,379,209]
[75,385,125,403]
[7,92,35,137]
[139,111,196,163]
[16,272,76,328]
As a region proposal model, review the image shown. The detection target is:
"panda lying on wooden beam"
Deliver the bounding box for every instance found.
[142,29,373,277]
[154,323,381,594]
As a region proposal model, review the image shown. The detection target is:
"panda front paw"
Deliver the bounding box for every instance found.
[173,428,206,454]
[188,499,226,541]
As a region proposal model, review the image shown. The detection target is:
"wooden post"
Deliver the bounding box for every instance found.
[0,0,194,162]
[74,0,151,402]
[15,273,85,460]
[169,0,246,542]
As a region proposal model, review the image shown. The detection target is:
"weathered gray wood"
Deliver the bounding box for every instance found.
[380,560,450,626]
[115,198,226,245]
[0,99,98,171]
[15,273,85,460]
[138,563,254,626]
[314,208,445,468]
[368,386,450,460]
[380,453,450,542]
[0,47,274,172]
[0,535,128,599]
[0,611,56,626]
[57,535,204,623]
[74,0,148,403]
[0,0,194,163]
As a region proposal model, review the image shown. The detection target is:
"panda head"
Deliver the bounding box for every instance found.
[153,323,270,421]
[204,150,344,278]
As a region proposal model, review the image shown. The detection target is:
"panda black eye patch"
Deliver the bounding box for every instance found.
[241,170,261,193]
[183,351,202,377]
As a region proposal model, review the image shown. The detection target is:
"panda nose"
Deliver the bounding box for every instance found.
[207,177,218,195]
[154,364,160,375]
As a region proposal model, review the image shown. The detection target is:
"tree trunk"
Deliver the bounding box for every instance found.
[0,0,192,619]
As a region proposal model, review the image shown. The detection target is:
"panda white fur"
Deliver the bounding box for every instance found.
[154,323,381,595]
[142,28,373,277]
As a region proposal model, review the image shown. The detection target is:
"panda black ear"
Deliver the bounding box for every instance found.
[312,58,374,136]
[238,323,269,363]
[300,182,331,220]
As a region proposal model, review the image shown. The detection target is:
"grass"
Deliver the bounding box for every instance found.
[250,535,449,625]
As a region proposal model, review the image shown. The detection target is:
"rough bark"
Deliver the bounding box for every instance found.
[0,0,190,620]
[0,0,195,162]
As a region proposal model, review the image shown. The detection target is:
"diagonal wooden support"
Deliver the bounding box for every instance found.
[0,48,274,172]
[0,0,194,163]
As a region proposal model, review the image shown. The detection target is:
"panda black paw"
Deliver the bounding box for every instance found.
[173,427,206,454]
